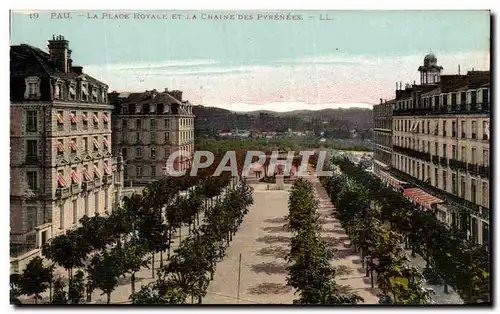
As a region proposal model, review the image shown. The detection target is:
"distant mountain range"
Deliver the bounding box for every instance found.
[193,105,373,139]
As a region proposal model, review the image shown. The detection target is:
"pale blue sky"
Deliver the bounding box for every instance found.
[11,10,490,110]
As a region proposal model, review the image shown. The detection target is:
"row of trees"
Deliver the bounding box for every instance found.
[11,174,243,304]
[322,157,490,303]
[131,180,254,303]
[285,178,363,304]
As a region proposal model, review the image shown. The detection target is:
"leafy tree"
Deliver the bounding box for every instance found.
[18,256,54,304]
[87,250,123,304]
[10,274,23,305]
[51,277,68,304]
[68,270,86,304]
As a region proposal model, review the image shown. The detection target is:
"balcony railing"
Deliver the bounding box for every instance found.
[103,174,113,185]
[56,187,70,199]
[449,159,467,172]
[439,157,448,167]
[82,180,95,191]
[393,103,491,116]
[432,155,439,165]
[479,165,490,179]
[71,183,80,194]
[467,163,478,174]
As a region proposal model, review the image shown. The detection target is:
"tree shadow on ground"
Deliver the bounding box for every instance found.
[256,246,289,259]
[364,287,382,297]
[337,284,354,294]
[335,265,354,277]
[262,225,289,233]
[321,228,347,236]
[263,217,287,224]
[247,282,292,295]
[321,236,343,247]
[356,267,367,275]
[250,261,288,275]
[334,248,357,259]
[318,217,340,225]
[255,235,290,244]
[117,274,147,286]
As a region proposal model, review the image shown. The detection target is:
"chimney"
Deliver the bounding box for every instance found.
[165,88,169,92]
[67,49,73,69]
[380,98,383,105]
[48,35,70,73]
[458,64,461,75]
[72,66,83,75]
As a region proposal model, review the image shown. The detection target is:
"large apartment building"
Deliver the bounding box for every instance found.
[375,54,490,247]
[10,36,124,272]
[373,99,394,175]
[109,89,195,185]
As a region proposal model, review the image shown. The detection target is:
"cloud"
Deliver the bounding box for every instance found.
[84,51,490,108]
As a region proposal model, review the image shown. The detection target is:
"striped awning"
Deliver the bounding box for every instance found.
[403,188,443,210]
[56,113,64,124]
[103,113,109,122]
[70,113,77,123]
[82,169,91,181]
[71,170,79,184]
[57,174,67,187]
[103,163,111,175]
[378,171,407,190]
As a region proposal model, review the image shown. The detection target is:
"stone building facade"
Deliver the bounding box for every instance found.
[109,89,195,185]
[10,36,124,273]
[373,99,394,175]
[375,54,491,247]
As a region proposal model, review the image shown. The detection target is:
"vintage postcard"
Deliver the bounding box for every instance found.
[9,9,491,305]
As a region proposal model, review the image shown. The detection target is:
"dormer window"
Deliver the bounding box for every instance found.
[81,84,88,101]
[163,104,171,114]
[55,82,63,99]
[150,104,156,113]
[24,76,41,100]
[135,105,142,114]
[69,85,76,100]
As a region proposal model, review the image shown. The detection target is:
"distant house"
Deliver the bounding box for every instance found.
[218,129,232,137]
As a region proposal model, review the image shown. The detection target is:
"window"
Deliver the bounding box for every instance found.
[442,170,447,191]
[151,147,156,158]
[136,119,142,130]
[93,136,99,152]
[472,148,477,164]
[26,206,37,231]
[452,173,457,194]
[136,165,142,177]
[151,165,156,178]
[122,148,128,159]
[452,121,457,137]
[150,119,156,130]
[451,93,457,109]
[483,149,489,166]
[26,111,37,132]
[471,90,477,109]
[461,146,466,161]
[136,132,141,142]
[70,138,77,153]
[93,112,99,128]
[83,137,88,152]
[165,132,170,142]
[95,191,99,214]
[150,132,156,144]
[427,165,430,181]
[483,121,489,140]
[434,142,438,156]
[25,76,40,99]
[73,200,78,224]
[82,112,88,129]
[434,168,438,187]
[471,179,477,203]
[122,119,128,129]
[434,120,439,135]
[482,182,489,208]
[59,204,64,229]
[482,223,489,248]
[27,171,38,191]
[452,145,457,159]
[461,120,466,138]
[27,140,37,158]
[136,147,142,158]
[442,144,447,158]
[460,175,466,198]
[150,104,156,114]
[165,119,170,129]
[442,120,447,136]
[434,96,440,109]
[427,121,430,134]
[471,121,477,139]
